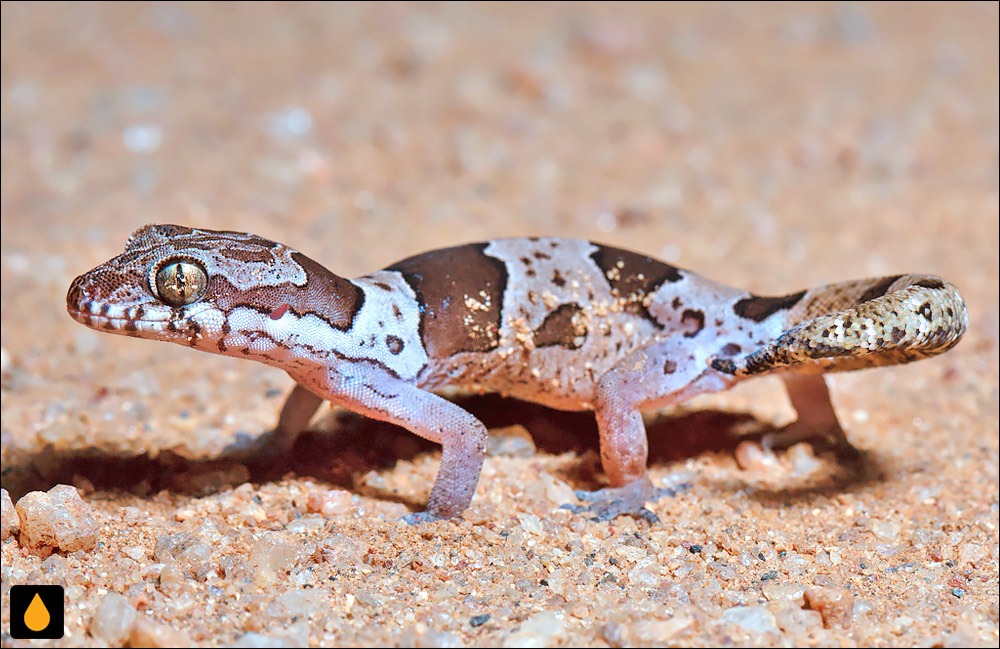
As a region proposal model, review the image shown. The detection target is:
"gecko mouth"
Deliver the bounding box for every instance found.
[66,303,170,334]
[66,276,170,333]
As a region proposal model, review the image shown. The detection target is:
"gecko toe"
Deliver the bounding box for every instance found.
[571,489,604,503]
[593,505,660,524]
[401,512,430,525]
[563,479,687,523]
[401,510,449,525]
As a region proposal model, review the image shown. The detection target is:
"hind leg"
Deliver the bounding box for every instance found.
[563,338,734,522]
[762,374,857,458]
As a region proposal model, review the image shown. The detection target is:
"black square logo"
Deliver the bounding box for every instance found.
[9,585,65,639]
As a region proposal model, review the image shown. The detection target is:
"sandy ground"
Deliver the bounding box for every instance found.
[1,2,998,647]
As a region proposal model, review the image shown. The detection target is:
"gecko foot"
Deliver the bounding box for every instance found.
[401,510,447,525]
[560,479,688,523]
[762,420,860,461]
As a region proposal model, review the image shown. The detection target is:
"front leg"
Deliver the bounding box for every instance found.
[303,362,488,522]
[223,383,323,463]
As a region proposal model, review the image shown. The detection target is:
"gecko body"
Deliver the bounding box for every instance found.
[67,225,967,521]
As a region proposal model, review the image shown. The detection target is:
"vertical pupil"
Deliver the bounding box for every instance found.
[175,265,187,297]
[157,262,205,305]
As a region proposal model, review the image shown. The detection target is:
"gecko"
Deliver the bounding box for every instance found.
[66,225,968,522]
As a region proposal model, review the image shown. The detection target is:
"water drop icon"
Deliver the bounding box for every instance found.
[24,592,51,632]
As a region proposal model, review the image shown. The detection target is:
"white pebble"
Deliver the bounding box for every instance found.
[89,591,137,645]
[231,631,297,648]
[15,485,100,557]
[1,489,18,540]
[720,605,779,635]
[516,513,544,536]
[871,519,901,542]
[660,243,681,263]
[595,212,617,233]
[266,106,313,139]
[503,610,567,648]
[122,124,163,153]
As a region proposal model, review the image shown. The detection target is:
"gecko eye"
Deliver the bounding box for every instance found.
[154,259,208,307]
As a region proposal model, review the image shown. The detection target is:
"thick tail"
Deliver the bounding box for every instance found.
[711,274,967,377]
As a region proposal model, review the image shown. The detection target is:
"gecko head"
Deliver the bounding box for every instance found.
[66,224,307,346]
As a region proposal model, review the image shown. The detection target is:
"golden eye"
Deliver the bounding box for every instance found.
[155,259,208,307]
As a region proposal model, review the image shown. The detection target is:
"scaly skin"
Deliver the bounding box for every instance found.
[67,225,968,522]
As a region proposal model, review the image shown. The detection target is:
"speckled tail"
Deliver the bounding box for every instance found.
[712,275,968,376]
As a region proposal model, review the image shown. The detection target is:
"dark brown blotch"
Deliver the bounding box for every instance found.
[719,342,741,357]
[386,335,404,355]
[589,244,682,326]
[681,309,705,338]
[914,278,945,290]
[217,248,274,265]
[589,244,683,296]
[150,226,279,251]
[733,290,807,323]
[387,243,507,358]
[533,303,586,349]
[663,359,677,374]
[552,269,566,287]
[209,252,364,332]
[858,275,904,305]
[155,224,195,237]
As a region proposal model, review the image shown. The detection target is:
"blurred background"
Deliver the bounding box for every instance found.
[3,2,996,279]
[2,0,997,462]
[1,4,996,645]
